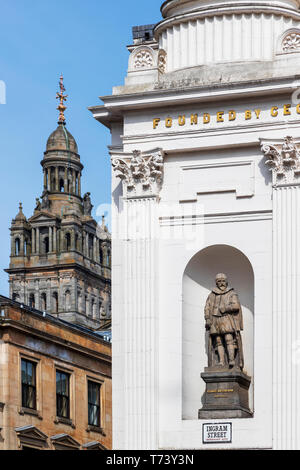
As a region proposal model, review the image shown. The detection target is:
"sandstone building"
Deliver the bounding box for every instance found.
[6,76,111,330]
[0,295,112,450]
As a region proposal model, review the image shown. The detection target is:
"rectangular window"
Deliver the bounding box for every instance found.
[56,370,70,419]
[21,359,37,410]
[88,381,101,427]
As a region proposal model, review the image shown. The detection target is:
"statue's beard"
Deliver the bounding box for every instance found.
[217,284,227,291]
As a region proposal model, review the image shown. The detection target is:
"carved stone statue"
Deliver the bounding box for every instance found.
[83,192,93,216]
[35,198,41,212]
[40,190,50,210]
[199,273,252,419]
[204,273,244,370]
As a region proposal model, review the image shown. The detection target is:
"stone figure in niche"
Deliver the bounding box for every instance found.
[40,190,50,210]
[83,192,93,216]
[199,273,252,419]
[204,273,244,370]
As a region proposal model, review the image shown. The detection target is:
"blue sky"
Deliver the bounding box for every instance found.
[0,0,163,296]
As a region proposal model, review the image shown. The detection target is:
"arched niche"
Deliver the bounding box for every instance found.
[182,244,254,420]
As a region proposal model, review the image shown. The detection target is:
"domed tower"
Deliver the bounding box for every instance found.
[6,76,111,330]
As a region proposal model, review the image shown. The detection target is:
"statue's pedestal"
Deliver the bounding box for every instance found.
[198,368,252,419]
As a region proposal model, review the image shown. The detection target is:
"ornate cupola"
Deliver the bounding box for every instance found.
[40,75,83,218]
[5,76,111,330]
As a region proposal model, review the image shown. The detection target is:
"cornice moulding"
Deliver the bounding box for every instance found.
[89,76,300,128]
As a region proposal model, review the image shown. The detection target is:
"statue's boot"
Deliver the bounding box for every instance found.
[217,346,226,366]
[227,344,235,367]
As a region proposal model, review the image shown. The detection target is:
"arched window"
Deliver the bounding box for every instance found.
[59,178,65,192]
[89,235,93,259]
[67,170,72,193]
[15,238,20,256]
[50,167,55,191]
[65,233,71,251]
[53,292,58,313]
[99,246,103,265]
[41,293,47,311]
[44,236,49,254]
[29,294,35,309]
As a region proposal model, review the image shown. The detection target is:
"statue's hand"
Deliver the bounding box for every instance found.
[205,319,211,330]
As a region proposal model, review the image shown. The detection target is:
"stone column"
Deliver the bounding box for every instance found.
[261,136,300,450]
[72,169,76,194]
[35,280,40,310]
[47,168,51,191]
[71,230,75,250]
[93,236,97,261]
[20,234,24,256]
[78,173,81,197]
[53,227,57,252]
[111,149,164,450]
[64,167,68,193]
[36,228,40,254]
[102,243,108,271]
[73,277,78,312]
[60,230,65,252]
[31,229,35,254]
[49,226,53,252]
[55,167,59,191]
[10,236,15,256]
[44,170,47,190]
[85,232,89,258]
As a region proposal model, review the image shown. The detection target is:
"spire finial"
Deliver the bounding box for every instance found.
[56,74,68,125]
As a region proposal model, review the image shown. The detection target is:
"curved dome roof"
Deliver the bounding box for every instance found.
[46,123,78,153]
[13,203,27,223]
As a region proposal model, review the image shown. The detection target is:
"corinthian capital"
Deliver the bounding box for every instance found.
[261,136,300,185]
[111,148,164,197]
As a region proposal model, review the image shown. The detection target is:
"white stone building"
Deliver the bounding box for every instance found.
[90,0,300,450]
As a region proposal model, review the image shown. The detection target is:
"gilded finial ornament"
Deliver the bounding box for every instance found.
[56,74,68,124]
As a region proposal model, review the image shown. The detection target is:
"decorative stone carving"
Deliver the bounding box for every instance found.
[112,149,164,197]
[158,49,167,74]
[34,198,41,212]
[282,31,300,52]
[261,136,300,184]
[133,48,154,69]
[40,190,50,210]
[83,192,93,216]
[154,76,201,90]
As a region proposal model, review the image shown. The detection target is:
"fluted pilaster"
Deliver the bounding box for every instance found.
[112,148,164,450]
[261,136,300,449]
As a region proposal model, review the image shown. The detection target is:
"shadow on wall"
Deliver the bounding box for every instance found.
[182,244,254,420]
